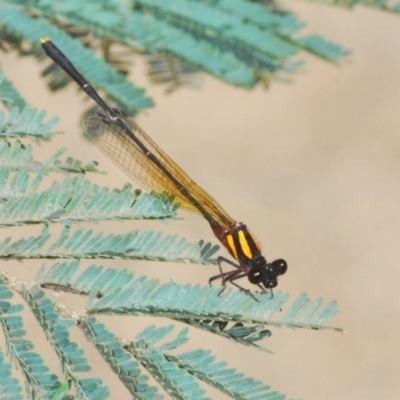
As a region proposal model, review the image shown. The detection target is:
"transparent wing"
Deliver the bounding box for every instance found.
[82,110,235,227]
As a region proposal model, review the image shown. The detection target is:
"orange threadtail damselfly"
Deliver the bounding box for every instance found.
[41,38,287,294]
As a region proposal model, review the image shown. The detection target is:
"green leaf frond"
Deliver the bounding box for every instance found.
[180,319,273,351]
[137,0,292,64]
[0,6,153,113]
[134,0,348,67]
[0,345,24,400]
[17,284,90,374]
[170,347,280,399]
[0,140,99,174]
[128,327,208,399]
[0,276,63,398]
[84,320,286,399]
[0,168,37,199]
[35,262,342,334]
[136,0,347,65]
[147,53,202,93]
[0,0,348,97]
[37,262,275,349]
[1,268,307,399]
[0,106,59,140]
[296,34,352,62]
[0,174,179,227]
[308,0,400,14]
[0,70,28,110]
[15,283,110,400]
[42,0,258,88]
[81,318,165,399]
[1,225,219,264]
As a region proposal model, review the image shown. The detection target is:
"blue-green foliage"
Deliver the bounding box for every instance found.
[0,6,153,113]
[134,0,348,66]
[82,318,163,399]
[0,225,219,263]
[184,319,273,351]
[129,325,210,399]
[81,318,288,399]
[133,324,285,399]
[0,168,36,199]
[297,35,351,62]
[208,0,304,34]
[22,286,90,373]
[0,175,178,226]
[0,346,24,400]
[137,0,293,67]
[43,0,257,87]
[0,2,348,397]
[0,0,349,100]
[21,286,110,399]
[0,140,99,174]
[0,106,59,140]
[310,0,400,13]
[36,262,342,335]
[0,71,28,110]
[0,276,62,399]
[174,348,281,399]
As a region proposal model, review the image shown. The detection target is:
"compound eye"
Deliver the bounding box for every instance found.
[248,269,263,284]
[265,279,277,289]
[271,259,287,276]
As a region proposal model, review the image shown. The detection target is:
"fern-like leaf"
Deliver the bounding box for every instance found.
[0,168,46,200]
[180,319,273,351]
[0,0,349,94]
[296,34,351,62]
[308,0,400,13]
[170,348,278,399]
[211,0,350,61]
[0,106,59,140]
[35,263,342,338]
[0,6,153,113]
[0,140,98,174]
[16,285,111,399]
[146,53,201,92]
[0,70,28,110]
[0,175,178,227]
[1,226,219,264]
[43,2,257,87]
[81,318,163,399]
[134,0,349,70]
[134,324,285,399]
[0,345,24,400]
[137,0,296,61]
[0,276,62,399]
[128,327,209,399]
[18,285,91,374]
[89,281,341,333]
[210,0,304,35]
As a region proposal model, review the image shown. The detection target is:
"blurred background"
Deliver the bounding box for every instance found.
[1,1,400,399]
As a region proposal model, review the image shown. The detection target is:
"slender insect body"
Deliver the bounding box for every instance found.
[40,37,288,295]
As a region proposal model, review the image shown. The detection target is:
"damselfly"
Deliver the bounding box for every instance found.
[41,38,287,294]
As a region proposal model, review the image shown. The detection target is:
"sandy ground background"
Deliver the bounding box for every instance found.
[1,1,400,399]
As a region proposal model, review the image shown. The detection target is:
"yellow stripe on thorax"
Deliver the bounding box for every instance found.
[238,230,253,259]
[226,234,238,260]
